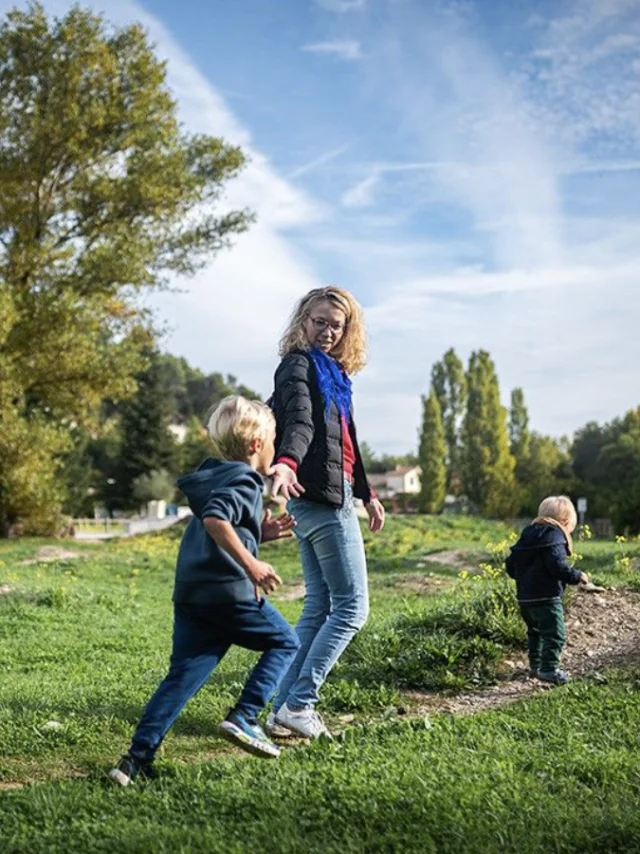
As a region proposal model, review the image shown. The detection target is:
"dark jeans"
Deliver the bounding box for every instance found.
[129,600,299,763]
[519,600,567,673]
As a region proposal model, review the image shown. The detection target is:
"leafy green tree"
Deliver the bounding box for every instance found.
[0,4,251,534]
[462,351,518,517]
[60,430,95,518]
[509,388,531,464]
[431,348,466,494]
[178,417,213,475]
[517,433,573,517]
[0,394,67,535]
[417,389,447,513]
[185,372,261,423]
[113,352,178,510]
[597,408,640,533]
[570,420,619,520]
[132,468,175,506]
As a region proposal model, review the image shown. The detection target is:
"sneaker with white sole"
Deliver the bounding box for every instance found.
[108,754,155,787]
[265,711,294,739]
[218,709,280,759]
[537,669,570,685]
[274,703,331,739]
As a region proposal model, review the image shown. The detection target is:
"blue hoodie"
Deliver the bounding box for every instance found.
[505,523,583,603]
[174,459,264,605]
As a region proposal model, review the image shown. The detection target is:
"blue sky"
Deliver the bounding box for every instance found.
[7,0,640,453]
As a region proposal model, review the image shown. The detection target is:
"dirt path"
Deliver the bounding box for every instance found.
[406,587,640,717]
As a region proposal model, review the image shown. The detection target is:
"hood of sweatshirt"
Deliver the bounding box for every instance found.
[511,523,569,554]
[177,458,263,519]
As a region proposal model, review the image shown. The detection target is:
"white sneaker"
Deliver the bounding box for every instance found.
[274,703,332,739]
[265,712,294,739]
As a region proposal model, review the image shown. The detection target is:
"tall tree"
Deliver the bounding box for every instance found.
[517,433,573,517]
[113,353,178,510]
[178,417,213,476]
[509,388,531,464]
[462,351,518,517]
[417,389,447,514]
[593,408,640,533]
[431,348,466,494]
[0,4,252,534]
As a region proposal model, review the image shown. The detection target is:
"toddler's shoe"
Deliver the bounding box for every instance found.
[274,703,331,739]
[218,709,280,759]
[108,754,155,787]
[538,669,570,685]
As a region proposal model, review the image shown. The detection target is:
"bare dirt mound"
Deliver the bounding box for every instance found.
[19,546,84,565]
[407,587,640,717]
[422,550,479,572]
[393,574,451,594]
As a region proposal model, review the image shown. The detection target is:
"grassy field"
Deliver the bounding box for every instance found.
[1,516,639,853]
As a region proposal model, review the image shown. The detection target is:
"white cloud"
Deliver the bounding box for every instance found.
[301,40,363,60]
[562,159,640,175]
[316,0,367,12]
[286,145,350,180]
[341,172,380,207]
[526,0,640,146]
[340,161,447,208]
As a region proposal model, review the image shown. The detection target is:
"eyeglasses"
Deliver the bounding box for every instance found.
[308,316,346,335]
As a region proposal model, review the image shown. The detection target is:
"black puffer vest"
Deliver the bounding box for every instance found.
[272,350,372,507]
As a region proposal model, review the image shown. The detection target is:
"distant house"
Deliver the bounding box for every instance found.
[367,465,422,499]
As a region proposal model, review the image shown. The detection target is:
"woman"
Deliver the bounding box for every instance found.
[268,286,385,738]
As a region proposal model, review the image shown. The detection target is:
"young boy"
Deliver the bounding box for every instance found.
[506,495,588,685]
[109,396,300,786]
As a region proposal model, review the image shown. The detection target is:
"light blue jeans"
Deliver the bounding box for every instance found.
[273,481,369,711]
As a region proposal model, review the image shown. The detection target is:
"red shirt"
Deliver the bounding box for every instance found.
[341,415,355,479]
[276,416,378,499]
[276,416,354,479]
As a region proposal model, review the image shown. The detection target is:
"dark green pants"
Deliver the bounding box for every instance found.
[518,600,566,673]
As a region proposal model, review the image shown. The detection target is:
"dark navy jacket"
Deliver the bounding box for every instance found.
[505,523,583,603]
[173,459,264,605]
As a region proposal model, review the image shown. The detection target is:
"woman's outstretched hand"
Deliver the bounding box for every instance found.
[269,462,305,500]
[261,509,296,542]
[365,498,385,533]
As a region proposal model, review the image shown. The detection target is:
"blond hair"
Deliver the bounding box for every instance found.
[536,495,578,530]
[206,396,275,461]
[278,286,368,375]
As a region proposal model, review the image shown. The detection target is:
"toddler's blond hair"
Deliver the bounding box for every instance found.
[537,495,577,531]
[206,396,275,461]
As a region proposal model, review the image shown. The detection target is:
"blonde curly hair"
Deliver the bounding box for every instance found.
[278,287,368,375]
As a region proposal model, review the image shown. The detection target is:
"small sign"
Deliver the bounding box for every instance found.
[577,497,587,513]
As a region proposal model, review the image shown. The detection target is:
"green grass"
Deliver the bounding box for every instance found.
[2,671,640,853]
[1,517,639,853]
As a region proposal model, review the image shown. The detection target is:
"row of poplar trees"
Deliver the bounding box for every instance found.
[418,349,531,518]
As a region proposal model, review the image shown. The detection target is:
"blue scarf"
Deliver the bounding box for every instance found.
[307,347,352,419]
